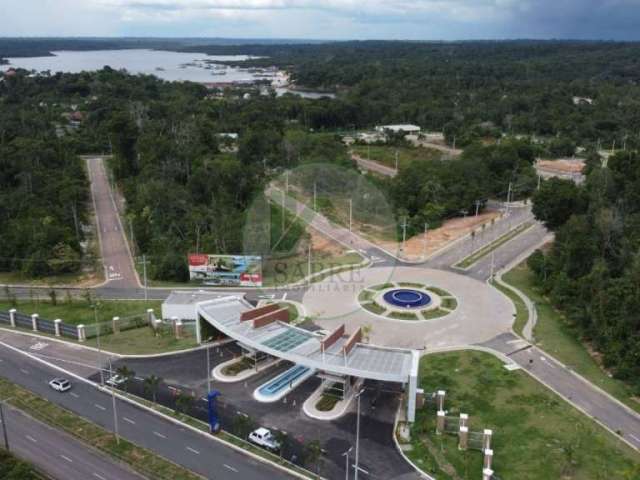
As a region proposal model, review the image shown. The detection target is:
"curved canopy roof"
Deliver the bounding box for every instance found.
[197,296,417,383]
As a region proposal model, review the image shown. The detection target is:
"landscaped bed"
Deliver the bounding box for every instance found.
[315,394,340,412]
[405,351,639,479]
[222,357,255,376]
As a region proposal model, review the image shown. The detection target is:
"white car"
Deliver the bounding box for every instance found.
[105,375,126,387]
[248,427,281,452]
[49,378,71,392]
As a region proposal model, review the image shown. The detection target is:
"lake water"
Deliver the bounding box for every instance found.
[1,49,270,83]
[0,48,335,98]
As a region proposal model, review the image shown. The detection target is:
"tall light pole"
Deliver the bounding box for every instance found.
[354,389,365,480]
[94,302,104,386]
[206,344,212,393]
[107,357,120,445]
[342,446,353,480]
[142,254,148,302]
[401,218,408,252]
[313,182,317,211]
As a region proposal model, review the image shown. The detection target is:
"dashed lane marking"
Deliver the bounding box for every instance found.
[60,455,73,463]
[94,404,106,411]
[123,417,136,425]
[224,464,239,473]
[153,431,166,439]
[186,446,200,455]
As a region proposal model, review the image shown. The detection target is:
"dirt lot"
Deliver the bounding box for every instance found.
[536,158,585,174]
[378,211,502,261]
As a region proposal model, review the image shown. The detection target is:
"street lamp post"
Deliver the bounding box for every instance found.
[342,446,353,480]
[206,344,212,393]
[94,303,104,385]
[107,357,120,444]
[354,389,365,480]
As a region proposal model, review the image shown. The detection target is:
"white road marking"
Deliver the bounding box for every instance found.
[25,435,37,443]
[153,431,166,439]
[629,434,640,443]
[94,404,106,411]
[70,392,80,398]
[60,455,73,463]
[123,417,136,425]
[186,446,200,455]
[20,368,29,374]
[282,292,288,300]
[93,473,107,480]
[224,464,239,473]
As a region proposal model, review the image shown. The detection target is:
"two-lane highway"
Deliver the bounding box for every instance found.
[0,342,294,480]
[1,405,145,480]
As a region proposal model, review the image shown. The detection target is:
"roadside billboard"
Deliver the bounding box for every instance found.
[188,254,262,287]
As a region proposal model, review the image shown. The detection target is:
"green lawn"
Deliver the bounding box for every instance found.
[406,351,640,480]
[490,278,527,336]
[350,145,442,170]
[0,299,162,326]
[84,326,197,355]
[503,262,640,415]
[262,251,363,286]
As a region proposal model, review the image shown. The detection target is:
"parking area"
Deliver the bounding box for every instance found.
[109,345,414,479]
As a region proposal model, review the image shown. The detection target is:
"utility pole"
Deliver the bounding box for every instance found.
[349,198,353,233]
[490,250,495,280]
[142,254,148,302]
[281,188,286,234]
[401,218,408,252]
[107,357,120,444]
[0,401,9,451]
[313,182,317,211]
[307,242,312,282]
[537,174,542,190]
[474,200,481,217]
[128,217,135,256]
[423,223,428,261]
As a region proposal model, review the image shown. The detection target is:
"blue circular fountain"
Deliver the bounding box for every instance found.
[383,289,432,309]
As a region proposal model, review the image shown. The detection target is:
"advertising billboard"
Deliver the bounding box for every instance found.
[188,254,262,287]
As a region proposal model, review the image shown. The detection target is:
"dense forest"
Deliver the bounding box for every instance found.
[530,153,640,391]
[0,449,41,479]
[2,39,640,286]
[0,72,90,277]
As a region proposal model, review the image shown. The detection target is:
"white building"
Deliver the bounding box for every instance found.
[161,290,243,321]
[375,124,421,135]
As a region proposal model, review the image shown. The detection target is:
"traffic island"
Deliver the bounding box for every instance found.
[357,282,457,321]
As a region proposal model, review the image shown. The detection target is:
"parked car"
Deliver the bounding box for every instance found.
[248,427,281,452]
[105,375,126,387]
[49,378,71,392]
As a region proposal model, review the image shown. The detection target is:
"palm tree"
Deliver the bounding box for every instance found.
[144,375,162,403]
[116,365,135,393]
[305,439,323,474]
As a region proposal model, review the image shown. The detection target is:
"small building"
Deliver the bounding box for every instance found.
[375,124,421,135]
[162,290,244,321]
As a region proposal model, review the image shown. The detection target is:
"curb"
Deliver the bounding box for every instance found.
[392,407,435,480]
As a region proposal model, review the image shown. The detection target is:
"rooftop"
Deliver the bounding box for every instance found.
[164,290,245,306]
[197,296,417,383]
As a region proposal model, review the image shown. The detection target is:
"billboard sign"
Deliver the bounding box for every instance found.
[188,254,262,287]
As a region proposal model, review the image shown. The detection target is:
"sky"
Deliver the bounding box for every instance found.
[1,0,639,40]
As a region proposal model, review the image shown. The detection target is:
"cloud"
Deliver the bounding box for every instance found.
[1,0,640,39]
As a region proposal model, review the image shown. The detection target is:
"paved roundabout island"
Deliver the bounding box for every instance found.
[302,266,514,350]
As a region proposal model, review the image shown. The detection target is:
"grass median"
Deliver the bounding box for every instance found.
[0,377,203,480]
[405,351,640,480]
[502,262,640,415]
[454,221,533,269]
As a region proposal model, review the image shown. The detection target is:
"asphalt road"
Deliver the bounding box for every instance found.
[1,404,145,480]
[0,341,294,480]
[87,157,140,289]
